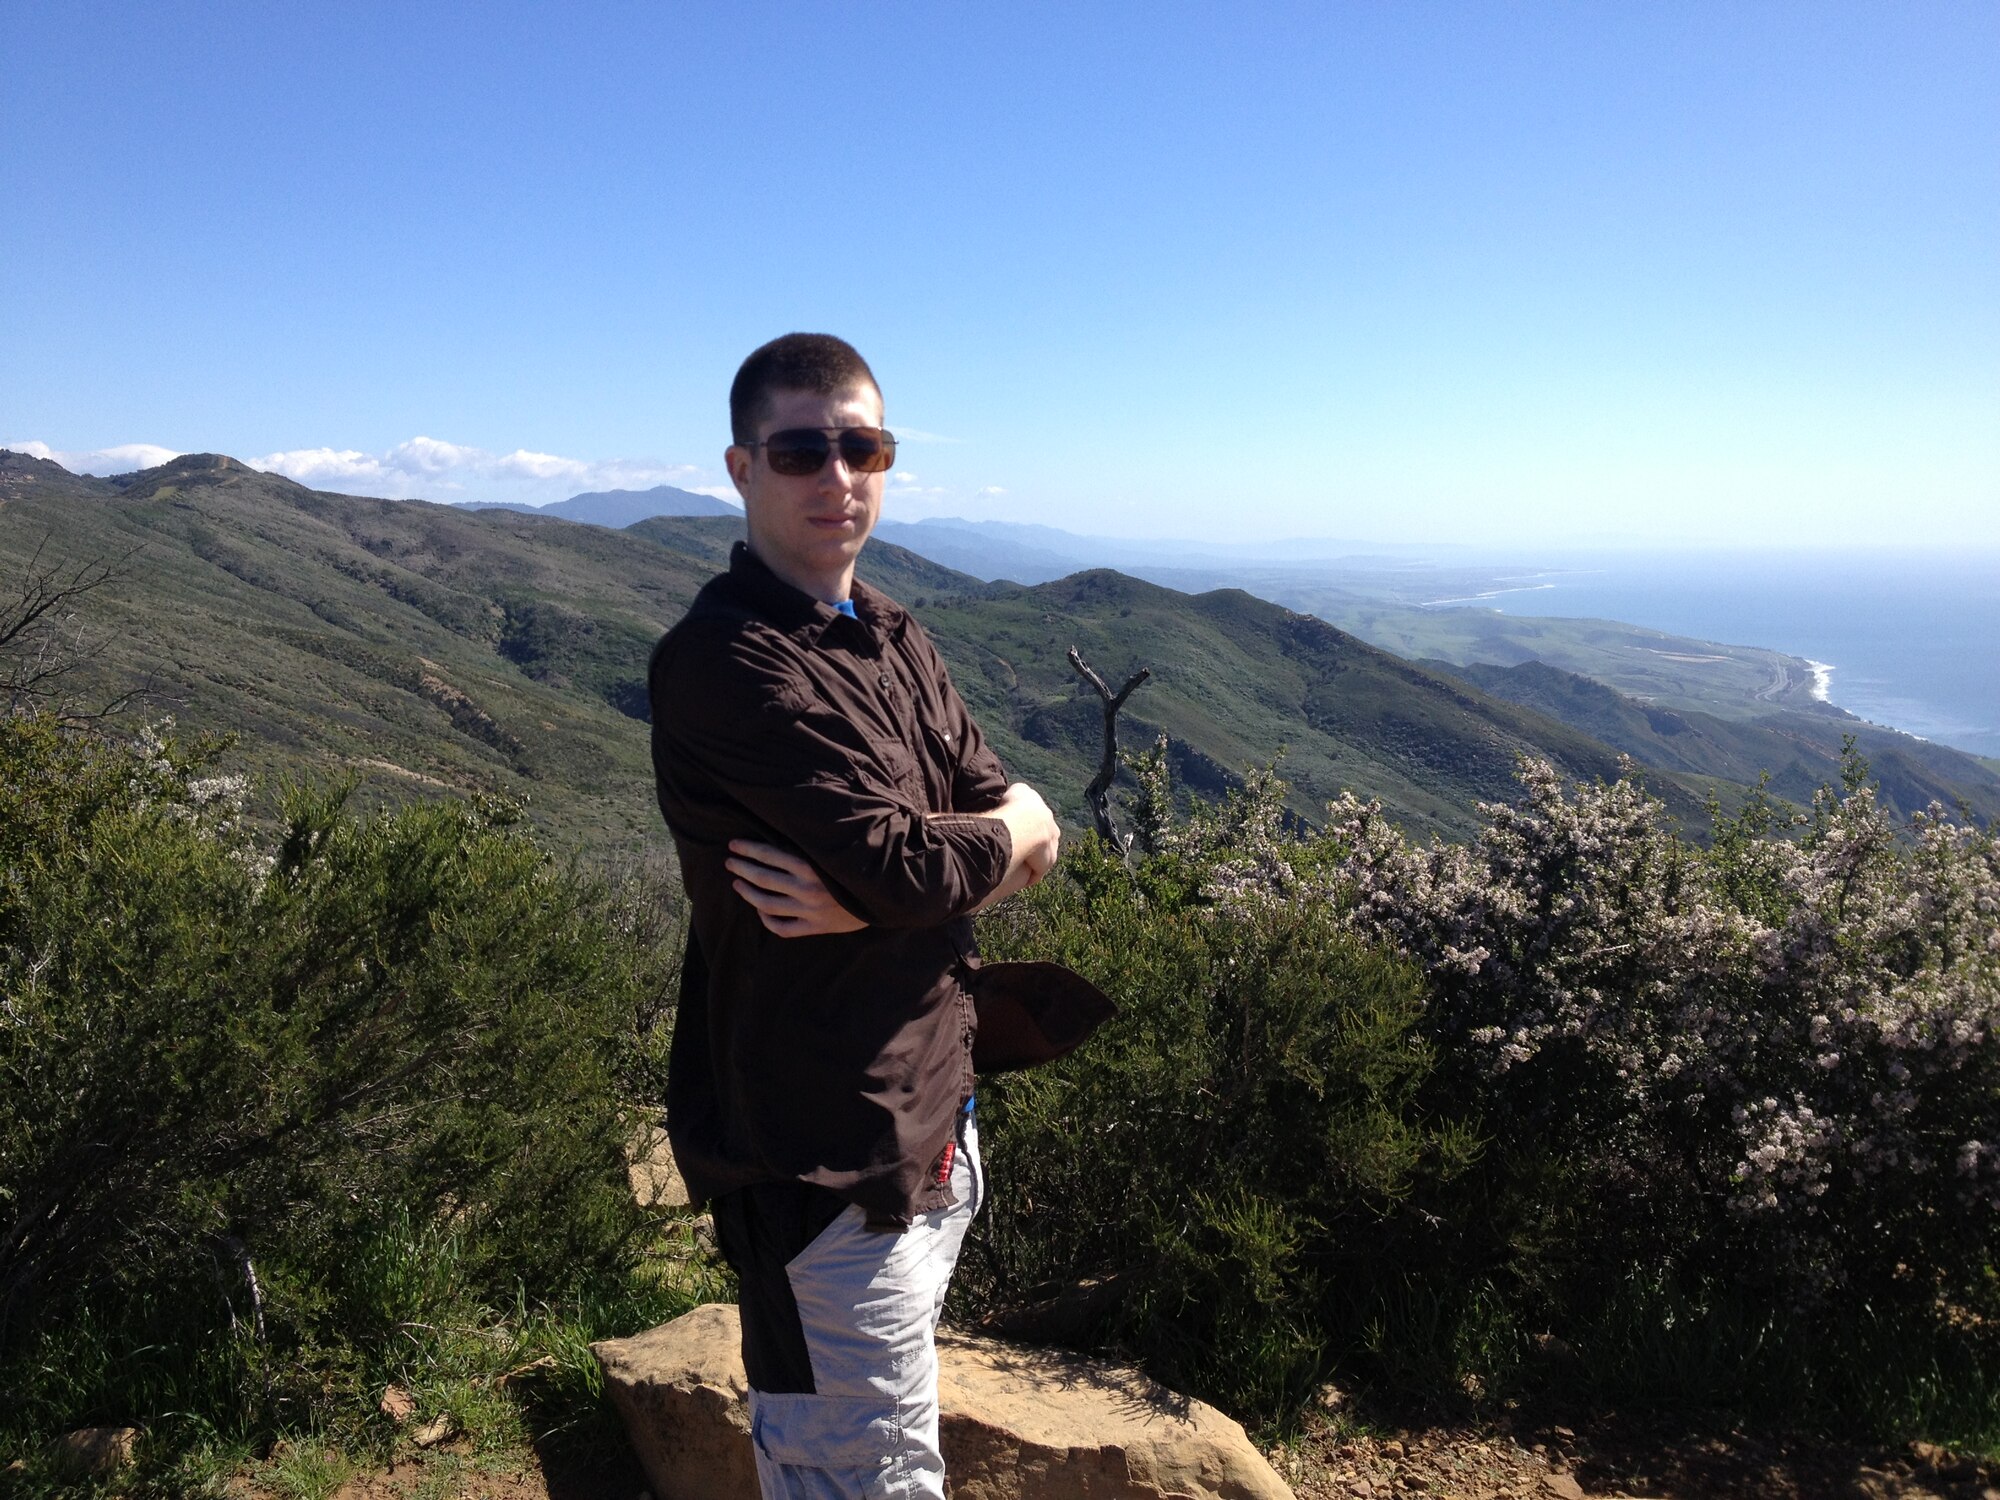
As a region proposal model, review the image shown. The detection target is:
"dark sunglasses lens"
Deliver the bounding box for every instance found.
[837,429,896,473]
[763,429,832,475]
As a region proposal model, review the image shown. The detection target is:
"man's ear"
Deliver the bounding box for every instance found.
[725,445,753,500]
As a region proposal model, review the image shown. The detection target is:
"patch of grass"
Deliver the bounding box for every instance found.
[0,1217,723,1497]
[262,1441,356,1500]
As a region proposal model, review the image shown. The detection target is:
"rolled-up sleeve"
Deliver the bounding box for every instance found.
[652,624,1012,929]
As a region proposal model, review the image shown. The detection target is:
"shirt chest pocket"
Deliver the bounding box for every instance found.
[858,729,927,803]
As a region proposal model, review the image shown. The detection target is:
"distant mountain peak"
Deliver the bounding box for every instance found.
[460,484,740,528]
[1,448,78,479]
[155,453,253,474]
[0,449,122,500]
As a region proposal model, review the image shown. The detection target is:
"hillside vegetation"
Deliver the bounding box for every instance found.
[1,451,700,851]
[3,711,1993,1491]
[0,451,1752,845]
[3,443,1995,1474]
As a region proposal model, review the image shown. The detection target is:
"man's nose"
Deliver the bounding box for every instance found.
[815,452,856,491]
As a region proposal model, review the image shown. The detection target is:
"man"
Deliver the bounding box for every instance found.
[648,332,1063,1498]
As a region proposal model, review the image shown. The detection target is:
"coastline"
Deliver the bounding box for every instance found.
[1806,659,1834,704]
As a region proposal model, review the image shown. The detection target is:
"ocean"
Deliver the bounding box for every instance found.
[1457,549,2000,760]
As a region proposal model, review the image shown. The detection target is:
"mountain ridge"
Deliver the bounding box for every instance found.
[461,483,739,527]
[5,450,1994,847]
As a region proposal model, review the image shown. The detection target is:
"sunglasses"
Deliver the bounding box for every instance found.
[750,426,898,477]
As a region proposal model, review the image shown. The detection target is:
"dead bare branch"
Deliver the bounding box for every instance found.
[1,537,142,719]
[1067,645,1150,849]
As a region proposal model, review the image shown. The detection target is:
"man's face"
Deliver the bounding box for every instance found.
[726,382,886,601]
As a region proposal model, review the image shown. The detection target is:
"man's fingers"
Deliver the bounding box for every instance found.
[726,846,865,937]
[728,839,815,879]
[733,877,803,915]
[725,854,807,896]
[753,907,820,938]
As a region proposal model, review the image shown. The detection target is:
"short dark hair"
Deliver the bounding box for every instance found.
[729,333,881,446]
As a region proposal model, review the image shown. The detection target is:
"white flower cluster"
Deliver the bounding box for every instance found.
[124,719,261,869]
[1319,759,2000,1265]
[1143,746,2000,1281]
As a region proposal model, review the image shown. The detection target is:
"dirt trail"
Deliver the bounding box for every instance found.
[1276,1410,1999,1500]
[225,1401,1999,1500]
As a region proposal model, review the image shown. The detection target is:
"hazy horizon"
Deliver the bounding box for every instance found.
[18,441,2000,562]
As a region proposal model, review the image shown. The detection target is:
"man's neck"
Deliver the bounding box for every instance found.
[745,540,855,606]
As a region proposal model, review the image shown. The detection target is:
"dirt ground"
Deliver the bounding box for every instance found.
[1278,1407,2000,1500]
[228,1438,649,1500]
[235,1411,1999,1500]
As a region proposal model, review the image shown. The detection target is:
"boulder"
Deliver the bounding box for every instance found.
[626,1123,690,1210]
[58,1427,140,1478]
[594,1303,757,1500]
[594,1301,1294,1500]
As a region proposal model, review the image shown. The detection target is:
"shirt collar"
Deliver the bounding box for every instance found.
[725,541,909,646]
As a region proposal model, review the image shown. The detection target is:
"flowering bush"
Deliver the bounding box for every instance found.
[1311,751,2000,1306]
[974,738,1999,1436]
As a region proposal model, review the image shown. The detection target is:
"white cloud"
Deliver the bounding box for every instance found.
[251,447,387,486]
[893,427,962,444]
[4,440,183,474]
[390,436,483,475]
[4,434,750,512]
[493,448,588,483]
[248,435,709,504]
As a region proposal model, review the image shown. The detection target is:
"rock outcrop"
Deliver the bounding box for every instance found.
[594,1303,759,1500]
[626,1123,690,1210]
[593,1301,1294,1500]
[58,1427,140,1478]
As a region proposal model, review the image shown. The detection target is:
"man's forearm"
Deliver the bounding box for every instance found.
[971,859,1041,912]
[958,781,1061,904]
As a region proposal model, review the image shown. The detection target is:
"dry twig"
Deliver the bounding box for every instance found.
[1066,646,1150,849]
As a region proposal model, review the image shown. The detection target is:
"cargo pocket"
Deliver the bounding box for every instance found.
[750,1390,906,1494]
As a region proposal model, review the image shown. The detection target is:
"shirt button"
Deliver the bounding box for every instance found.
[879,673,892,689]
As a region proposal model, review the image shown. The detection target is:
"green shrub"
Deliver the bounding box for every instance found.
[0,713,683,1452]
[967,743,2000,1449]
[966,799,1478,1417]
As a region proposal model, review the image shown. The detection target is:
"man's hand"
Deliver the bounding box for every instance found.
[731,782,1060,934]
[971,782,1062,908]
[726,840,869,938]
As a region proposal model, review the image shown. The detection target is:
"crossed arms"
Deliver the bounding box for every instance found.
[726,781,1062,938]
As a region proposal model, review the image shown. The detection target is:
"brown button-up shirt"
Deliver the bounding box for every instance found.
[649,543,1014,1222]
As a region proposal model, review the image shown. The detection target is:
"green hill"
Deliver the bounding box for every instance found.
[1196,578,1831,719]
[7,451,1986,850]
[1,452,686,851]
[856,531,1836,719]
[1434,658,2000,824]
[621,518,1726,838]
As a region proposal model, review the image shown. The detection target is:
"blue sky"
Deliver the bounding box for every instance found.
[4,1,1995,546]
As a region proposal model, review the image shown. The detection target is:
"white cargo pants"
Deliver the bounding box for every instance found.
[747,1107,983,1500]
